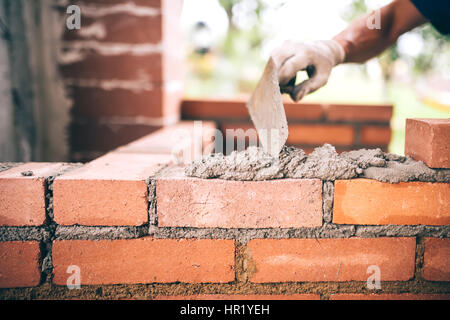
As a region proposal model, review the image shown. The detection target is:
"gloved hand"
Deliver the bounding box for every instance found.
[271,40,346,101]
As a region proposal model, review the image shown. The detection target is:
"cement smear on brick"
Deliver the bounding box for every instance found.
[185,144,450,183]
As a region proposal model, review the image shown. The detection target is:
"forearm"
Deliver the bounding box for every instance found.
[333,0,427,63]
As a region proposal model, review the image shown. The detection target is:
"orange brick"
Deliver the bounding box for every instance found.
[247,238,416,282]
[53,153,173,226]
[330,294,450,300]
[182,100,250,120]
[326,104,392,122]
[157,177,322,228]
[360,126,391,145]
[181,100,324,121]
[287,124,354,145]
[52,238,235,285]
[154,294,320,300]
[0,163,72,226]
[0,241,41,288]
[423,238,450,281]
[405,118,450,168]
[284,103,324,120]
[333,179,450,225]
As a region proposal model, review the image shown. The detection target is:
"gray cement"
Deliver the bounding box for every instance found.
[55,225,149,240]
[185,144,450,183]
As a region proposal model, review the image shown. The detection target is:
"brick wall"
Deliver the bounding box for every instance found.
[0,119,448,300]
[181,99,393,154]
[58,0,185,162]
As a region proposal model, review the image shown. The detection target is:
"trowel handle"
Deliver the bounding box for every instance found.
[279,75,296,95]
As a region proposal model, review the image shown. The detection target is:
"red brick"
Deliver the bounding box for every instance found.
[70,121,162,153]
[284,103,324,120]
[405,118,450,168]
[333,179,450,225]
[155,294,320,300]
[0,163,72,226]
[181,99,323,120]
[52,238,235,284]
[61,53,184,83]
[75,0,161,6]
[157,177,322,228]
[182,100,250,120]
[53,152,173,226]
[326,104,393,122]
[423,238,450,281]
[68,85,180,120]
[247,238,416,282]
[360,126,391,145]
[63,14,162,44]
[220,123,356,148]
[116,121,217,156]
[0,241,41,288]
[61,54,159,81]
[287,124,355,145]
[330,294,450,300]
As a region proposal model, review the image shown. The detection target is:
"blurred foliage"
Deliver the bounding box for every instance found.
[186,0,268,96]
[186,0,450,97]
[341,0,450,80]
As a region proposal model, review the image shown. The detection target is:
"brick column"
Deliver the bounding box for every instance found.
[59,0,185,162]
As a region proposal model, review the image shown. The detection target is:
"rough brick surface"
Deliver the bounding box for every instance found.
[157,177,322,228]
[330,294,450,300]
[247,238,416,282]
[52,238,235,284]
[54,153,173,226]
[0,163,72,226]
[405,118,450,168]
[423,238,450,281]
[155,294,320,300]
[333,179,450,225]
[0,241,41,288]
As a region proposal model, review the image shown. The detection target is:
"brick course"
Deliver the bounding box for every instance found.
[157,177,322,228]
[333,179,450,225]
[52,238,235,284]
[247,238,416,282]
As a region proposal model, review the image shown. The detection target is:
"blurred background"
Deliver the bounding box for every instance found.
[181,0,450,155]
[0,0,449,163]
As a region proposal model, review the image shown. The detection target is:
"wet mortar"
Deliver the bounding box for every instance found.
[185,144,450,183]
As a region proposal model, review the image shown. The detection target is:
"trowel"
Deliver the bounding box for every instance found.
[246,57,289,158]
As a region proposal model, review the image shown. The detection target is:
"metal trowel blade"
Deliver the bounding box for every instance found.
[246,57,289,158]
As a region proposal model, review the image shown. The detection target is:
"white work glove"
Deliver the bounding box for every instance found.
[271,40,346,101]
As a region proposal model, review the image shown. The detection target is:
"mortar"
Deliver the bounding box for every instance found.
[185,144,450,183]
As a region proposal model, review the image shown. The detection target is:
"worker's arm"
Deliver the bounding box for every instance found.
[272,0,427,102]
[333,0,427,63]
